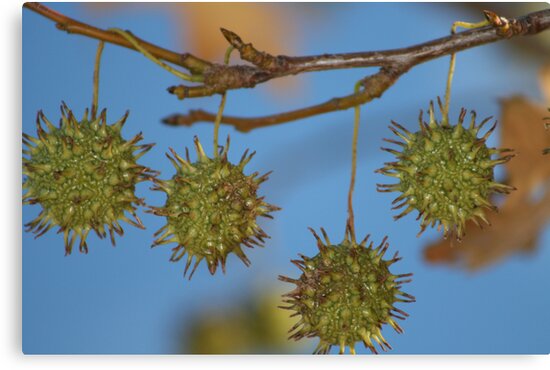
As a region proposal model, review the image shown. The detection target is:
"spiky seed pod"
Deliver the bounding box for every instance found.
[149,136,280,278]
[279,227,414,355]
[376,101,515,240]
[23,103,156,254]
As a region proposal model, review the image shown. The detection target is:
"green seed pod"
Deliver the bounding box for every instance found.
[279,227,414,354]
[376,101,515,240]
[23,103,156,254]
[150,136,280,278]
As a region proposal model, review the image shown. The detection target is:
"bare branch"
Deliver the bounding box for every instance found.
[24,3,550,130]
[23,2,211,75]
[163,65,408,132]
[165,8,550,130]
[166,9,550,99]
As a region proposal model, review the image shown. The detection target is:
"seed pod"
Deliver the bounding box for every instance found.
[23,103,156,254]
[377,101,515,240]
[279,228,414,354]
[149,136,280,278]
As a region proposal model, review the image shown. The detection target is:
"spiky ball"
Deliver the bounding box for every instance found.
[279,228,414,354]
[23,103,156,254]
[376,102,515,239]
[150,136,280,278]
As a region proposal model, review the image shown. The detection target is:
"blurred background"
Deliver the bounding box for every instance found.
[22,2,550,354]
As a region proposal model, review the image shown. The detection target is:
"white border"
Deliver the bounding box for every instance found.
[4,0,550,369]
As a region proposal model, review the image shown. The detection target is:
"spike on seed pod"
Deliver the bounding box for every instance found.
[376,101,515,239]
[149,136,280,279]
[279,229,414,355]
[22,105,157,255]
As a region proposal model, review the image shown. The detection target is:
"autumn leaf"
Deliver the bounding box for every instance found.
[423,67,550,271]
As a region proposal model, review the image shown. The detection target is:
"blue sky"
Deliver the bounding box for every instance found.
[22,3,550,354]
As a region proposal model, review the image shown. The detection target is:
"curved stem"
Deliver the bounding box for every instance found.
[346,81,363,242]
[213,46,235,157]
[91,41,104,120]
[109,28,203,82]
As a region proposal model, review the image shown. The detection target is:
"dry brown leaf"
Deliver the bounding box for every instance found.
[424,67,550,270]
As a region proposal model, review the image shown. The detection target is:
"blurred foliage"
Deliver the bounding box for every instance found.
[424,65,550,270]
[170,3,297,60]
[177,289,311,354]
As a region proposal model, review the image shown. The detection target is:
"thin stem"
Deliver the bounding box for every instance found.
[108,28,203,82]
[213,96,228,158]
[346,81,363,242]
[443,53,456,126]
[443,19,490,125]
[91,41,104,120]
[213,46,235,157]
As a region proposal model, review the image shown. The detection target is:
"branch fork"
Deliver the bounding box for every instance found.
[24,2,550,131]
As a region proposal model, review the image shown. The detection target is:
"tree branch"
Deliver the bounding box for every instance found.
[163,65,409,132]
[23,2,211,75]
[165,9,550,131]
[24,3,550,131]
[167,9,550,98]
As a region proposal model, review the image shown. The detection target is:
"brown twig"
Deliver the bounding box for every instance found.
[166,8,550,131]
[164,65,407,132]
[167,9,550,97]
[23,2,211,75]
[25,3,550,131]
